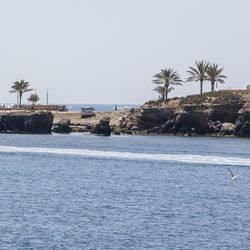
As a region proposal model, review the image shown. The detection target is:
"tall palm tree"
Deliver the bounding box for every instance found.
[153,68,182,100]
[186,60,210,94]
[207,63,227,92]
[9,80,33,107]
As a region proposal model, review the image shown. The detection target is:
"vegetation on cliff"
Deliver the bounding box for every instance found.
[179,92,242,105]
[145,92,243,107]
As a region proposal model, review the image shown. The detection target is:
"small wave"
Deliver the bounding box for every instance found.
[0,145,249,166]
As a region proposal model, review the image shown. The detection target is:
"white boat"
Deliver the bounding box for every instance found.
[81,107,96,118]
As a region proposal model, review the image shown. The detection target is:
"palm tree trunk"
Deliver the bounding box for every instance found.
[211,81,215,92]
[19,93,22,107]
[165,84,169,100]
[200,80,203,94]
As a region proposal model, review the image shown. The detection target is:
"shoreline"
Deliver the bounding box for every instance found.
[1,92,250,138]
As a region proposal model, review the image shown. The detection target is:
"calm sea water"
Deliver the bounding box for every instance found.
[0,134,250,249]
[64,104,141,112]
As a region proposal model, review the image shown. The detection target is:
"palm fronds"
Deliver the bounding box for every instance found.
[186,60,210,94]
[207,64,227,92]
[153,68,182,99]
[9,80,33,106]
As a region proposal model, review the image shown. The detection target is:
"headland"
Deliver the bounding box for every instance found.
[1,91,250,137]
[52,92,250,137]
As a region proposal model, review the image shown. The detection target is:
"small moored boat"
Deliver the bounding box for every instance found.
[81,107,96,118]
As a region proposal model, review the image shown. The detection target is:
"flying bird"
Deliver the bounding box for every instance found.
[228,168,241,180]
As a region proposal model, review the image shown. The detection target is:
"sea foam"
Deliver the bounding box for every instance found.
[0,145,249,166]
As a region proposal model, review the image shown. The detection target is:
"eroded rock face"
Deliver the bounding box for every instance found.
[92,117,111,136]
[116,93,250,137]
[235,111,250,137]
[208,104,242,123]
[0,112,53,133]
[174,109,209,135]
[137,108,173,128]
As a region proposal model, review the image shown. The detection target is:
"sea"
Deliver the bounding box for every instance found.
[64,104,141,112]
[0,133,250,249]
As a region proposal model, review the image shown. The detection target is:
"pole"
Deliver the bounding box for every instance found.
[46,88,49,105]
[46,88,49,111]
[34,88,37,105]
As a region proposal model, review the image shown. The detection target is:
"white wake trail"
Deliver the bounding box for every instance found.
[0,145,249,166]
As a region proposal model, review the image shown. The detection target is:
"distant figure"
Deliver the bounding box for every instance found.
[228,168,241,180]
[114,104,117,111]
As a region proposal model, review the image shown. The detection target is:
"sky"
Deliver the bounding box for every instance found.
[0,0,250,104]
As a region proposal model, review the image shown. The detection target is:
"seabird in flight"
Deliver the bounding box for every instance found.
[228,168,241,180]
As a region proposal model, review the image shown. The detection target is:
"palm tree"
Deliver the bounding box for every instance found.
[9,80,33,107]
[153,85,166,100]
[153,68,182,100]
[186,60,210,94]
[153,86,175,100]
[207,63,227,92]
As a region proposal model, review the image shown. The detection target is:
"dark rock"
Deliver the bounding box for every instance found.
[115,93,250,137]
[161,120,175,134]
[112,130,121,135]
[208,103,242,123]
[174,110,209,135]
[54,118,71,133]
[92,117,111,136]
[71,126,89,132]
[235,111,250,137]
[126,130,132,135]
[0,112,53,133]
[208,120,222,134]
[71,122,81,126]
[147,126,161,134]
[137,108,173,128]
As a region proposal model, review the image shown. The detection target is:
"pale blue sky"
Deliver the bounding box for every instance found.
[0,0,249,104]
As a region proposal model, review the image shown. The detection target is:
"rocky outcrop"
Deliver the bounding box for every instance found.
[53,120,94,133]
[220,122,235,135]
[92,117,111,136]
[0,112,53,133]
[53,118,71,133]
[235,110,250,137]
[115,92,250,137]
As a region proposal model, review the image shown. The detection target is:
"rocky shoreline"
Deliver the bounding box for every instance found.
[53,92,250,137]
[0,112,53,133]
[114,92,250,137]
[1,92,250,137]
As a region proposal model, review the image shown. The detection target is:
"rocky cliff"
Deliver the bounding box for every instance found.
[0,112,54,133]
[115,92,250,137]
